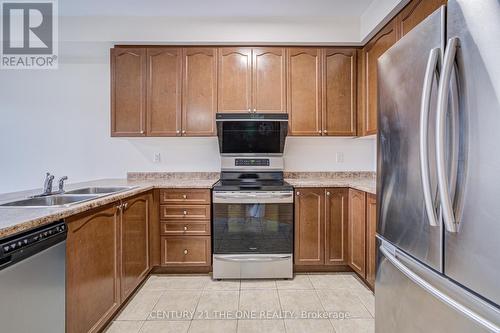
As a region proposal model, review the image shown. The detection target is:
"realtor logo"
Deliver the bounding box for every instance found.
[1,0,58,69]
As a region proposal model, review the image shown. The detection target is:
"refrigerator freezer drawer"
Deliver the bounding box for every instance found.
[375,239,500,333]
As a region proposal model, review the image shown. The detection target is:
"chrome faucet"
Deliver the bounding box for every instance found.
[43,173,55,195]
[57,176,68,193]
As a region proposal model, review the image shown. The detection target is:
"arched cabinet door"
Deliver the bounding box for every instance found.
[252,47,286,113]
[218,47,252,113]
[287,48,322,136]
[294,188,325,265]
[323,49,357,136]
[120,193,151,301]
[111,48,146,136]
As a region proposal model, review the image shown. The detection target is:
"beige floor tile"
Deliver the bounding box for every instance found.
[140,321,190,333]
[142,275,209,291]
[239,289,281,313]
[331,318,375,333]
[352,290,375,317]
[195,290,240,319]
[150,291,201,320]
[344,275,372,292]
[278,290,324,313]
[316,289,372,319]
[237,319,286,333]
[105,321,143,333]
[284,319,335,333]
[308,274,353,290]
[204,278,241,291]
[276,274,313,290]
[188,320,237,333]
[117,290,163,321]
[240,279,277,290]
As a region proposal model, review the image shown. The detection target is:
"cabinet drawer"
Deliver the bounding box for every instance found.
[161,236,211,266]
[161,221,210,236]
[160,205,210,220]
[160,189,211,205]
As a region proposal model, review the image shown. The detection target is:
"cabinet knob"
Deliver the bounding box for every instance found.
[326,191,330,196]
[122,202,128,210]
[253,108,257,113]
[182,194,187,199]
[140,130,145,134]
[182,130,186,134]
[296,191,300,196]
[116,204,122,211]
[184,249,189,255]
[248,108,251,113]
[318,130,322,134]
[183,210,187,215]
[176,130,180,134]
[323,130,328,134]
[184,226,188,231]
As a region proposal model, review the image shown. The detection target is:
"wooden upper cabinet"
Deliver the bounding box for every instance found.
[111,48,146,136]
[323,48,357,136]
[147,47,182,136]
[397,0,446,38]
[325,188,349,265]
[362,21,397,136]
[182,48,217,136]
[120,193,151,302]
[218,47,252,113]
[252,47,286,113]
[287,48,322,136]
[66,205,120,333]
[348,188,367,278]
[294,188,324,265]
[366,193,377,289]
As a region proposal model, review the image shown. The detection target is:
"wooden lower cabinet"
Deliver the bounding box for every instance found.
[66,192,152,333]
[120,193,151,302]
[67,204,121,333]
[366,193,377,288]
[161,236,211,266]
[295,188,349,268]
[348,188,367,278]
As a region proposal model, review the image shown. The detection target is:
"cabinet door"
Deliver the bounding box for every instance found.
[252,47,286,113]
[120,193,151,302]
[287,48,322,136]
[111,48,146,136]
[294,188,324,265]
[147,47,182,136]
[323,48,357,136]
[218,47,252,113]
[348,189,367,278]
[397,0,446,38]
[325,188,349,265]
[182,48,217,136]
[67,205,120,333]
[362,21,397,135]
[366,193,377,288]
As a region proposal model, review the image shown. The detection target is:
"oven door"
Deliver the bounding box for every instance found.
[212,191,293,254]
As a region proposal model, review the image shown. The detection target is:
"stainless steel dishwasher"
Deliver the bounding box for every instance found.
[0,220,67,333]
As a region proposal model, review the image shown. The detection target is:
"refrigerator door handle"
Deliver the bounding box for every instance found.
[436,37,460,233]
[420,47,441,227]
[380,243,500,332]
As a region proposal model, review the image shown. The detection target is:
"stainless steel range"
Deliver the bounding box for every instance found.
[212,113,293,279]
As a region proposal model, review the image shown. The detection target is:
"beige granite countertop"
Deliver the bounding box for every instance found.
[284,171,377,195]
[0,175,218,239]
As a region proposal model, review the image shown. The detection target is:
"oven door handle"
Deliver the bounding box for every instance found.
[215,255,292,263]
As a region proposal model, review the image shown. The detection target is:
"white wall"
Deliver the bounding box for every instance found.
[0,14,378,194]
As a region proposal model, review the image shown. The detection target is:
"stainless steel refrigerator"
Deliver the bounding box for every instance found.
[376,0,500,332]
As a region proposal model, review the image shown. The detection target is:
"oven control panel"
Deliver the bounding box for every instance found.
[235,158,270,167]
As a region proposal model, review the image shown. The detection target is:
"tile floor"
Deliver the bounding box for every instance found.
[105,273,374,333]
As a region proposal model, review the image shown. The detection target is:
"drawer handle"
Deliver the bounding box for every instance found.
[183,210,187,215]
[183,226,188,231]
[182,194,187,199]
[184,249,189,255]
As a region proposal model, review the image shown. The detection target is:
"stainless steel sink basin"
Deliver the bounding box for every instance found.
[64,186,136,195]
[0,195,100,207]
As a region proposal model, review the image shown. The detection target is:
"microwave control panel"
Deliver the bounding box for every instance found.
[235,159,270,167]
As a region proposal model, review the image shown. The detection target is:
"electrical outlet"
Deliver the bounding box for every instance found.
[336,152,344,163]
[153,153,161,163]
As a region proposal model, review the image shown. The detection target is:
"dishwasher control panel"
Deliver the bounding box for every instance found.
[0,220,66,258]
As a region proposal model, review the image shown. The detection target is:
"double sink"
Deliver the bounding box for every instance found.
[0,186,137,208]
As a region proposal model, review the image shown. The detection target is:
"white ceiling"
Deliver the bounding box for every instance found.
[59,0,376,17]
